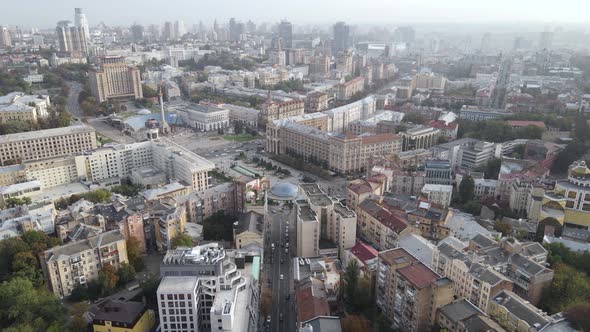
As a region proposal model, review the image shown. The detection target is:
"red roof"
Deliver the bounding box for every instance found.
[295,279,330,322]
[350,241,378,263]
[397,263,440,289]
[348,181,374,195]
[507,121,546,129]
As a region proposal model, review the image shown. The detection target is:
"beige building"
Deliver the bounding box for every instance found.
[305,91,330,113]
[488,290,552,332]
[0,92,51,124]
[357,199,415,250]
[89,56,143,103]
[0,125,97,166]
[234,211,263,249]
[390,169,425,196]
[40,229,128,298]
[336,77,365,101]
[150,198,188,252]
[298,183,356,259]
[376,248,454,332]
[259,98,305,126]
[400,125,440,151]
[421,184,453,208]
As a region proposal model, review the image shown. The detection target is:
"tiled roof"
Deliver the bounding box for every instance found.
[350,241,378,263]
[397,262,440,289]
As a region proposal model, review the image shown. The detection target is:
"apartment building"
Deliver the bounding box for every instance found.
[459,105,514,121]
[395,149,433,169]
[336,77,365,101]
[0,92,50,124]
[158,244,259,332]
[376,248,454,332]
[40,229,129,298]
[259,98,305,126]
[488,290,552,332]
[474,178,499,200]
[348,110,405,135]
[433,242,514,313]
[298,183,356,259]
[356,199,414,250]
[305,91,329,113]
[0,125,97,166]
[175,102,230,132]
[412,73,447,92]
[149,199,187,252]
[89,56,143,103]
[408,201,450,242]
[324,96,376,132]
[347,177,386,210]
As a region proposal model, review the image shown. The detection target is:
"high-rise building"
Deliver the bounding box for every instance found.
[88,56,143,102]
[55,20,88,57]
[333,22,350,54]
[74,8,90,42]
[228,18,243,42]
[539,31,553,50]
[394,26,415,44]
[278,20,293,48]
[174,20,185,39]
[0,26,12,48]
[131,24,144,42]
[480,32,492,53]
[163,21,174,41]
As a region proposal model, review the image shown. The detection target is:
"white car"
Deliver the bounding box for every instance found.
[280,274,284,280]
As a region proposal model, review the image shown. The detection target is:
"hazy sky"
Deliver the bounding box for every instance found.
[1,0,589,28]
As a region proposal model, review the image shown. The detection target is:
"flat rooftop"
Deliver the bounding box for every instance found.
[0,124,95,144]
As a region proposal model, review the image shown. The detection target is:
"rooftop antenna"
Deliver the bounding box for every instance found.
[159,86,170,134]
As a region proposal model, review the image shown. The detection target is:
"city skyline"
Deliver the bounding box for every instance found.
[1,0,590,28]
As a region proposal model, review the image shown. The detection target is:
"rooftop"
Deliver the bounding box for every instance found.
[439,299,482,324]
[90,300,146,325]
[491,290,550,328]
[0,124,95,144]
[397,262,440,289]
[157,276,199,292]
[44,230,124,262]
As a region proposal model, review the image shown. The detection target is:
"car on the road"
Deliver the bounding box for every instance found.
[285,294,290,301]
[280,274,284,280]
[271,243,275,250]
[279,313,284,321]
[280,258,284,264]
[266,316,271,324]
[285,248,288,254]
[285,242,289,248]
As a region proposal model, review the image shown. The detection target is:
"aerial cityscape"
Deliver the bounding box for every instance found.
[1,1,590,332]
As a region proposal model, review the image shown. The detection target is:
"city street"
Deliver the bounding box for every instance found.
[265,204,296,332]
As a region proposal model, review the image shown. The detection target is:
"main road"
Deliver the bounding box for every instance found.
[267,204,296,332]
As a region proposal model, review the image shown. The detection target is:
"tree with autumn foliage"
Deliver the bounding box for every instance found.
[98,264,119,294]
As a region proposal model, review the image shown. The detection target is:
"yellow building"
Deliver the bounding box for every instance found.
[91,300,155,332]
[539,160,590,227]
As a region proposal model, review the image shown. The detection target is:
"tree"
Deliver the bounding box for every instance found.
[81,189,111,203]
[5,197,32,208]
[69,302,90,332]
[478,157,501,180]
[126,238,145,271]
[0,278,66,331]
[343,260,360,302]
[98,264,119,294]
[341,315,370,332]
[171,234,193,248]
[458,175,475,203]
[142,84,159,98]
[493,220,513,237]
[565,303,590,332]
[203,211,234,241]
[117,263,136,286]
[540,263,590,313]
[352,277,373,311]
[141,273,160,309]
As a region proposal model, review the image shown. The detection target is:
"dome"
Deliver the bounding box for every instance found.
[137,109,151,115]
[269,182,298,199]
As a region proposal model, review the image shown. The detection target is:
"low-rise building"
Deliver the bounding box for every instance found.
[408,201,450,242]
[0,92,50,124]
[90,300,155,332]
[305,91,329,113]
[175,102,230,132]
[234,211,263,249]
[488,290,552,332]
[421,184,453,207]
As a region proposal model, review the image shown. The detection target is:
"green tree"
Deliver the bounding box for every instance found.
[141,273,160,309]
[142,84,159,98]
[458,175,475,203]
[343,260,360,302]
[540,263,590,313]
[477,157,501,180]
[68,302,90,332]
[171,234,193,248]
[565,303,590,332]
[80,189,111,203]
[117,263,136,286]
[5,197,32,208]
[493,220,513,237]
[203,211,234,241]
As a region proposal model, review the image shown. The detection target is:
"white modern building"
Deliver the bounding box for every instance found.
[324,96,376,132]
[175,102,230,132]
[421,184,453,207]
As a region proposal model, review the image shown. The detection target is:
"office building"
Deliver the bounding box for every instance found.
[90,300,155,332]
[459,105,513,121]
[0,124,97,167]
[425,159,452,185]
[40,229,128,298]
[297,183,356,258]
[79,139,214,192]
[89,56,143,103]
[56,20,88,57]
[421,184,453,207]
[324,96,376,132]
[74,8,90,42]
[412,73,447,93]
[0,92,50,124]
[305,92,329,113]
[400,126,440,151]
[176,102,230,132]
[158,243,260,332]
[278,20,293,48]
[174,20,185,39]
[376,248,454,332]
[0,26,11,48]
[333,22,350,54]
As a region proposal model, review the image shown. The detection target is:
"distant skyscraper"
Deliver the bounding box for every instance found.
[174,20,185,39]
[333,21,350,54]
[278,20,293,48]
[56,20,87,57]
[229,18,243,42]
[539,31,553,50]
[0,26,11,48]
[394,26,415,44]
[74,8,90,42]
[163,21,174,41]
[131,24,144,42]
[480,32,492,53]
[246,20,256,34]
